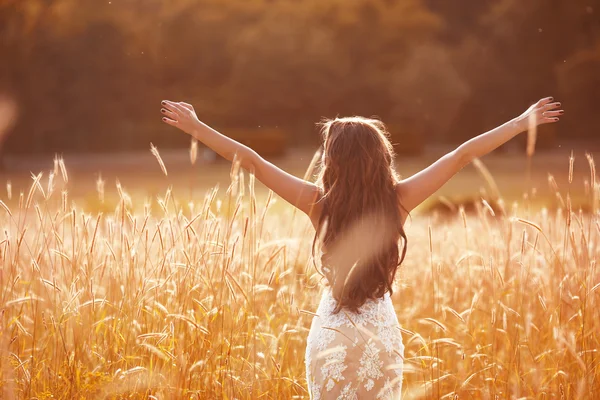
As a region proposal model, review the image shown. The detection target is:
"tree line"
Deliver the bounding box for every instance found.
[0,0,599,154]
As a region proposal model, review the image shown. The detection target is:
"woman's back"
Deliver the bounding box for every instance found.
[305,286,405,399]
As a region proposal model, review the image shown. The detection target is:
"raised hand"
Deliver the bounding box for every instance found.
[159,100,321,220]
[161,100,201,135]
[516,97,564,129]
[396,96,564,212]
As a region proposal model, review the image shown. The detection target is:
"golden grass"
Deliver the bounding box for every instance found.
[0,156,599,399]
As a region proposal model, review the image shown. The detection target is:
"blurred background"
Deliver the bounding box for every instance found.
[0,0,599,208]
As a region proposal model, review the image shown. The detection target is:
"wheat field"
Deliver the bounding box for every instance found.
[1,153,599,399]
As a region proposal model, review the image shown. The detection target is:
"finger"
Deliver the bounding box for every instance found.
[161,100,185,115]
[162,117,179,126]
[543,102,561,111]
[179,102,194,111]
[161,108,177,119]
[537,97,554,107]
[541,116,560,124]
[542,110,564,118]
[161,102,180,115]
[171,102,190,116]
[168,101,186,114]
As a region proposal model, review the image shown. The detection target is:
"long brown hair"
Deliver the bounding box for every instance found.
[312,116,408,314]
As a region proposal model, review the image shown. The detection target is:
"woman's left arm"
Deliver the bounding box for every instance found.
[396,97,563,212]
[161,100,321,219]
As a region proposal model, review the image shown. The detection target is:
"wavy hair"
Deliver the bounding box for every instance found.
[312,116,408,314]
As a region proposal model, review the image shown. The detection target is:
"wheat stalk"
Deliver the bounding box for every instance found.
[0,155,597,398]
[150,142,168,176]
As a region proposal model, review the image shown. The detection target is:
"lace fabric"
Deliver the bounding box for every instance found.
[305,286,405,399]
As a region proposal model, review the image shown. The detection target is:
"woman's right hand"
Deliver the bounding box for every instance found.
[161,100,202,136]
[515,97,564,130]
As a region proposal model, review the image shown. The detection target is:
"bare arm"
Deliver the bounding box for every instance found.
[161,100,321,218]
[397,97,563,212]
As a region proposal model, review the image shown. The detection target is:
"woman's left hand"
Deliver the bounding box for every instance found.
[516,97,564,130]
[161,100,201,136]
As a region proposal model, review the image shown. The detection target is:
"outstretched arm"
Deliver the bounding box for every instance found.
[397,97,563,212]
[161,100,321,218]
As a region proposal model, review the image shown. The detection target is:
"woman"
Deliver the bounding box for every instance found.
[160,97,563,399]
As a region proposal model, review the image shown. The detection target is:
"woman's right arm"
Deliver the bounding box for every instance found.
[161,100,321,219]
[396,97,563,212]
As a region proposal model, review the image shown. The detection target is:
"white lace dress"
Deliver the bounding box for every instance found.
[305,286,405,399]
